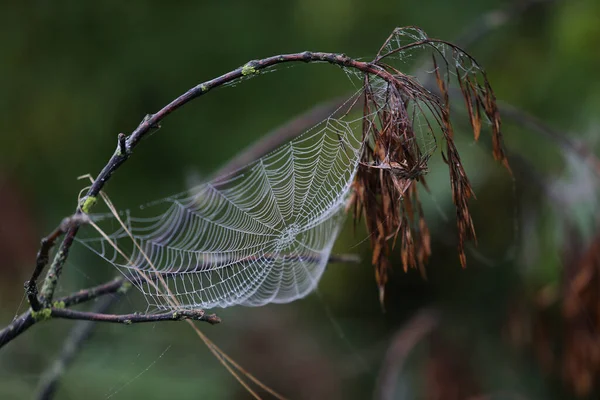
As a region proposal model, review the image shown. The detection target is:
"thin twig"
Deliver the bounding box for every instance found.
[1,280,130,349]
[25,215,88,310]
[1,302,220,350]
[57,277,128,308]
[50,307,221,325]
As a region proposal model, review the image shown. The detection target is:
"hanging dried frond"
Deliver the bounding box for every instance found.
[350,27,510,305]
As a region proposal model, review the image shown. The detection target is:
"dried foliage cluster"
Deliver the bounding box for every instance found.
[349,28,510,303]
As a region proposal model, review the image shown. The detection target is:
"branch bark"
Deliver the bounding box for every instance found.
[25,215,88,310]
[50,307,221,325]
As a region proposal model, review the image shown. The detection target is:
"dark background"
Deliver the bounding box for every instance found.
[1,1,599,399]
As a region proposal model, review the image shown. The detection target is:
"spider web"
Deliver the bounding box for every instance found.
[77,97,366,311]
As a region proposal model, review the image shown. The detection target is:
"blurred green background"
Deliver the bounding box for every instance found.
[1,1,600,399]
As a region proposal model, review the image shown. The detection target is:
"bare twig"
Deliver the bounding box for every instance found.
[0,285,123,349]
[25,215,88,310]
[50,307,221,325]
[1,279,129,349]
[57,277,129,308]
